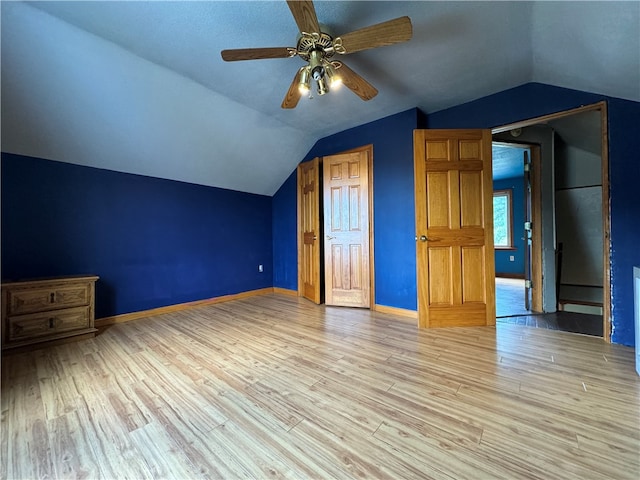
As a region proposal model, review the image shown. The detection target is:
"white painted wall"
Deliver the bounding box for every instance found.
[554,137,604,305]
[1,2,314,195]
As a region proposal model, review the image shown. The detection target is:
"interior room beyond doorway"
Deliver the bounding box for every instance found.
[492,105,607,338]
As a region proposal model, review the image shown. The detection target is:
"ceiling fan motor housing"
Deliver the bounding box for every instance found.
[296,29,335,61]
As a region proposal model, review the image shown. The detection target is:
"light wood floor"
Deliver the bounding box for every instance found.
[495,277,531,317]
[495,278,604,337]
[2,294,638,479]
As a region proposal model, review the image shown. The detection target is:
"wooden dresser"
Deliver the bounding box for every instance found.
[1,275,99,351]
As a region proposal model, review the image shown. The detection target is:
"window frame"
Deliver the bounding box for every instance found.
[493,189,515,250]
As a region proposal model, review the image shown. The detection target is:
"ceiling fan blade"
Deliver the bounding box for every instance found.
[282,69,304,109]
[335,62,378,101]
[335,16,412,55]
[286,0,320,34]
[221,47,295,62]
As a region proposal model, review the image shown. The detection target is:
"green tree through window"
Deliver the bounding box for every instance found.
[493,190,512,247]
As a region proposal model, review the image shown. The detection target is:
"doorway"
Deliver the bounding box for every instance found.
[491,142,542,317]
[492,102,609,340]
[323,149,372,307]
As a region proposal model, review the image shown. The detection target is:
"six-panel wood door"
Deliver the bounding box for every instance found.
[414,129,496,327]
[323,151,370,307]
[297,158,321,304]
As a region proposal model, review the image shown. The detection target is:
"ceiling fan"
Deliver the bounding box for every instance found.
[221,0,412,109]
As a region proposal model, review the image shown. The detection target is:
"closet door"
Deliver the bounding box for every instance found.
[297,158,321,304]
[323,150,370,308]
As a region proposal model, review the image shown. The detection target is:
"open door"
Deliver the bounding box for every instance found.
[524,149,532,311]
[414,129,496,327]
[323,149,371,307]
[297,158,321,304]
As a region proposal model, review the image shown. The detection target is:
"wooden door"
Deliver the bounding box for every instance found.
[323,150,370,307]
[414,129,496,327]
[529,145,543,313]
[297,158,321,304]
[524,149,532,311]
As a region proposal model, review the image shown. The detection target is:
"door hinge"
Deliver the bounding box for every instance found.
[525,280,533,289]
[524,221,532,231]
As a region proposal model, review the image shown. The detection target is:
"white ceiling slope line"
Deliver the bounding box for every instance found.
[1,2,315,196]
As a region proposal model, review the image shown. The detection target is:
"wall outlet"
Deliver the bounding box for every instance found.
[509,255,515,262]
[258,264,263,272]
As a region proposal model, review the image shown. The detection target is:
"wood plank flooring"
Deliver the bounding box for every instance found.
[495,277,531,317]
[495,277,604,337]
[2,293,638,479]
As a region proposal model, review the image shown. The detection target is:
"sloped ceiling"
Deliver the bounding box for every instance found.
[492,145,527,181]
[2,1,638,195]
[492,109,603,181]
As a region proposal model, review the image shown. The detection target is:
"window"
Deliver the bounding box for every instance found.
[493,189,513,248]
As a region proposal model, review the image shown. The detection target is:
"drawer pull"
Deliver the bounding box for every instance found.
[50,292,55,303]
[49,318,55,329]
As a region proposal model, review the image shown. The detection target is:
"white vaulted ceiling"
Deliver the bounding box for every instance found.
[2,1,638,195]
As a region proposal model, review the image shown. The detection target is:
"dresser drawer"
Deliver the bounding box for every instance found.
[7,306,91,342]
[7,283,91,316]
[53,306,92,332]
[2,275,98,351]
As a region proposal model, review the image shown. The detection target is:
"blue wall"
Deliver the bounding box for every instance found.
[272,171,297,291]
[273,108,420,310]
[1,153,273,319]
[494,176,526,276]
[606,97,640,347]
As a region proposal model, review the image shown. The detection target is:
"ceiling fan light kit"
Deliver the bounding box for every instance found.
[221,0,412,109]
[324,62,342,88]
[298,66,312,94]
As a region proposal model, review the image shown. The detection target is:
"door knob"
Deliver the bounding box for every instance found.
[419,235,429,242]
[326,235,335,240]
